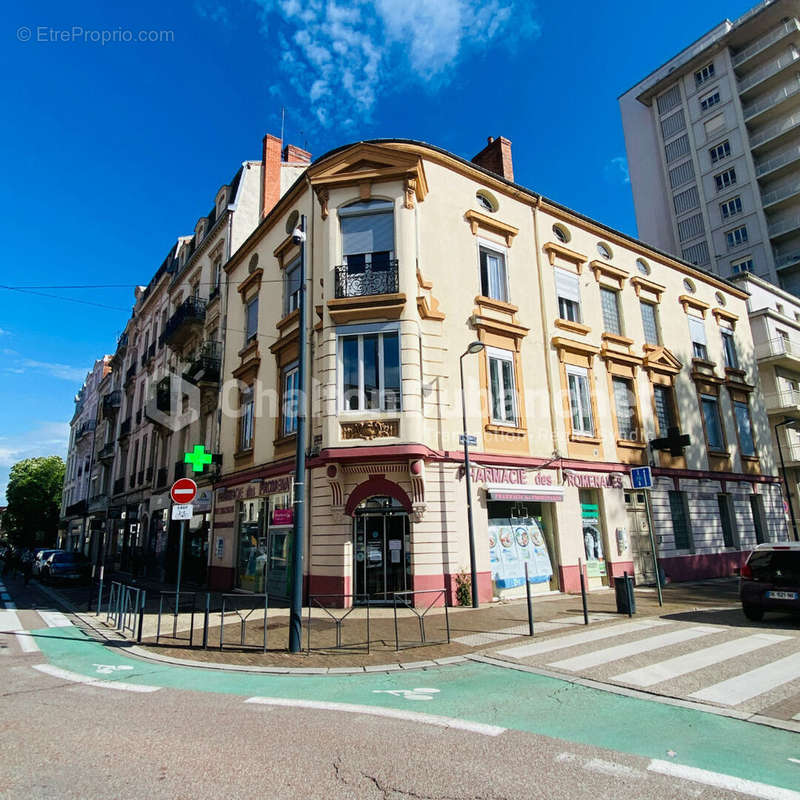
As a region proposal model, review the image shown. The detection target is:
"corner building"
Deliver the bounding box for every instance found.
[212,137,789,604]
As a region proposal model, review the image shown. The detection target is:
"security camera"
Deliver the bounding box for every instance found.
[292,226,306,245]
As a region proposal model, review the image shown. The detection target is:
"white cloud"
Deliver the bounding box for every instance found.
[0,328,9,335]
[18,359,87,383]
[245,0,540,129]
[605,155,630,185]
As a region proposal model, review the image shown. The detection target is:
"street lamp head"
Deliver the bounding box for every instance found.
[466,341,485,355]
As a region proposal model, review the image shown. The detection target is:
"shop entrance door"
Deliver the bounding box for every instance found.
[353,500,409,603]
[625,490,655,584]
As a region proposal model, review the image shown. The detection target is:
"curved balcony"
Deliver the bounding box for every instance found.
[102,390,121,418]
[183,340,222,385]
[163,297,207,349]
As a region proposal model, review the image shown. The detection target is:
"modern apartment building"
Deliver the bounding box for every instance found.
[620,0,800,294]
[731,270,800,535]
[211,136,788,603]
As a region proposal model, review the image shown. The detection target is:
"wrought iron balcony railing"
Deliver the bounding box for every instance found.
[113,477,125,495]
[98,443,115,461]
[102,390,121,417]
[163,297,207,346]
[156,467,168,488]
[76,419,97,439]
[334,258,399,299]
[174,460,186,481]
[184,340,222,384]
[119,417,132,437]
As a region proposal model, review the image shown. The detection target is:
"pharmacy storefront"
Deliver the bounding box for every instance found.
[470,466,563,598]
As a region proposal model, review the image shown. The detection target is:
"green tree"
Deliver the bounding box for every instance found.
[5,456,65,548]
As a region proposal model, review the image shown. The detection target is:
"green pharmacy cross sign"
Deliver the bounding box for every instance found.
[184,445,213,473]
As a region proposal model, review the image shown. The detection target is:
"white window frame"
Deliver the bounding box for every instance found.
[731,257,754,274]
[720,196,742,219]
[600,287,622,335]
[709,140,730,163]
[720,327,738,369]
[566,365,594,437]
[284,256,302,316]
[715,168,737,191]
[239,385,254,451]
[282,362,299,437]
[700,89,720,112]
[245,296,259,343]
[555,266,581,322]
[695,62,715,86]
[486,346,518,426]
[477,238,509,303]
[640,300,660,345]
[336,324,402,413]
[726,225,748,249]
[688,315,708,360]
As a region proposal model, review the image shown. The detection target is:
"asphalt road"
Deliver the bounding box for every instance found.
[2,579,800,799]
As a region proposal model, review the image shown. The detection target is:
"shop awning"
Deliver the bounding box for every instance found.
[486,484,564,503]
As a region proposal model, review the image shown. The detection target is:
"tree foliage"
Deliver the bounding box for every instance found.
[5,456,65,547]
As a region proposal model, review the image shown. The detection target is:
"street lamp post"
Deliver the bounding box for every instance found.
[459,341,485,608]
[774,417,799,541]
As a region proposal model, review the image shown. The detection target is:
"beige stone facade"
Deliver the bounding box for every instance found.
[210,137,789,604]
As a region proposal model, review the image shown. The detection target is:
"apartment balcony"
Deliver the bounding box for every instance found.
[64,499,87,517]
[783,442,800,467]
[768,212,800,240]
[762,176,800,209]
[98,443,116,462]
[135,409,142,426]
[119,417,132,438]
[755,336,800,367]
[738,48,800,97]
[129,473,136,489]
[733,18,800,68]
[117,332,128,352]
[163,297,207,348]
[125,362,137,385]
[756,144,800,179]
[144,377,172,428]
[76,419,97,440]
[146,466,154,484]
[775,248,800,269]
[765,389,800,418]
[208,285,220,305]
[743,76,800,123]
[88,494,109,513]
[749,109,800,150]
[156,466,168,488]
[140,342,156,369]
[102,389,122,418]
[183,340,222,385]
[174,460,186,481]
[137,470,144,486]
[112,477,125,495]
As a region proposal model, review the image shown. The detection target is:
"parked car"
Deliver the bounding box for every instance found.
[740,543,800,621]
[32,549,62,576]
[40,551,91,584]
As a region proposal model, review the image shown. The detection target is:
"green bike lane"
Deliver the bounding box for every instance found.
[31,625,800,794]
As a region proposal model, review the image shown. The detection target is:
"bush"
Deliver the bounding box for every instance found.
[454,571,472,606]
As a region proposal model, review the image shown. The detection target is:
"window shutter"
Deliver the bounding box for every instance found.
[688,315,707,345]
[554,268,580,303]
[341,212,394,255]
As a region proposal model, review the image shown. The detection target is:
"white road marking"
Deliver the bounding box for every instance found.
[556,752,644,779]
[648,758,800,799]
[0,609,39,653]
[614,633,790,687]
[244,696,505,737]
[38,611,71,628]
[690,653,800,706]
[33,664,160,693]
[497,619,667,660]
[549,626,719,672]
[372,688,440,701]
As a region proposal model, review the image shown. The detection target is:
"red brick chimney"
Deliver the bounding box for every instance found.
[261,133,283,219]
[283,144,311,164]
[471,136,514,182]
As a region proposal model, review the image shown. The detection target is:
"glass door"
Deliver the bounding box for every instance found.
[353,511,408,603]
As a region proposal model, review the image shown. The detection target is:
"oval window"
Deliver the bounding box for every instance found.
[476,190,498,213]
[597,242,613,259]
[683,278,696,294]
[636,258,650,275]
[553,224,570,244]
[285,210,300,235]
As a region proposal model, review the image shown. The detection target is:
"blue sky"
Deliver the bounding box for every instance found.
[0,0,753,502]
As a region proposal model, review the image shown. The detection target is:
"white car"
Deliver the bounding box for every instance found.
[32,549,62,576]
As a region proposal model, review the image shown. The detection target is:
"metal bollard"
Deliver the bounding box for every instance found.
[578,558,589,625]
[96,566,104,617]
[623,571,634,618]
[202,592,210,650]
[137,590,146,643]
[88,565,96,612]
[524,562,534,637]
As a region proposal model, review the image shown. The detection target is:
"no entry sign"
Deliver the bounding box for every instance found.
[171,478,198,505]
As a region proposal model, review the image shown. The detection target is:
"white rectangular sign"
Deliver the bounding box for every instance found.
[172,503,193,520]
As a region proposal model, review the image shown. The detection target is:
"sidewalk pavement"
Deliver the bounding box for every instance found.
[32,577,742,673]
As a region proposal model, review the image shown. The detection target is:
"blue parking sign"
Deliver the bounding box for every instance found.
[631,466,652,489]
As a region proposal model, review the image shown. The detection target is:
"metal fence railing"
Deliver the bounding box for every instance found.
[392,589,449,651]
[156,591,197,645]
[218,593,268,652]
[306,594,370,653]
[105,580,146,641]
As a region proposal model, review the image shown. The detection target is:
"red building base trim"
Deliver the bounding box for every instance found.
[308,574,350,606]
[208,565,236,591]
[659,551,747,582]
[412,571,492,606]
[608,560,635,580]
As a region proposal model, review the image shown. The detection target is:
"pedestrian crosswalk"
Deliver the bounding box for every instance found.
[0,579,73,655]
[495,617,800,719]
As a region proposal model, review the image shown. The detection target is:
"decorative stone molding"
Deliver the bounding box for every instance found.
[416,268,445,321]
[463,210,518,247]
[542,242,587,271]
[590,260,629,289]
[405,177,417,209]
[340,419,399,440]
[679,295,711,317]
[315,186,329,220]
[630,276,665,302]
[712,307,739,328]
[326,463,345,520]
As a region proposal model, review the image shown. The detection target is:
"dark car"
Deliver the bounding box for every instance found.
[740,543,800,621]
[40,551,91,584]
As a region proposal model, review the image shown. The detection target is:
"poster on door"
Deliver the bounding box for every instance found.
[582,517,607,578]
[488,519,553,588]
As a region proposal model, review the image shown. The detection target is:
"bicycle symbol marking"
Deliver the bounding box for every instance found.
[92,664,134,675]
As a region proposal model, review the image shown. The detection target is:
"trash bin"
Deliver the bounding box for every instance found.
[614,575,636,615]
